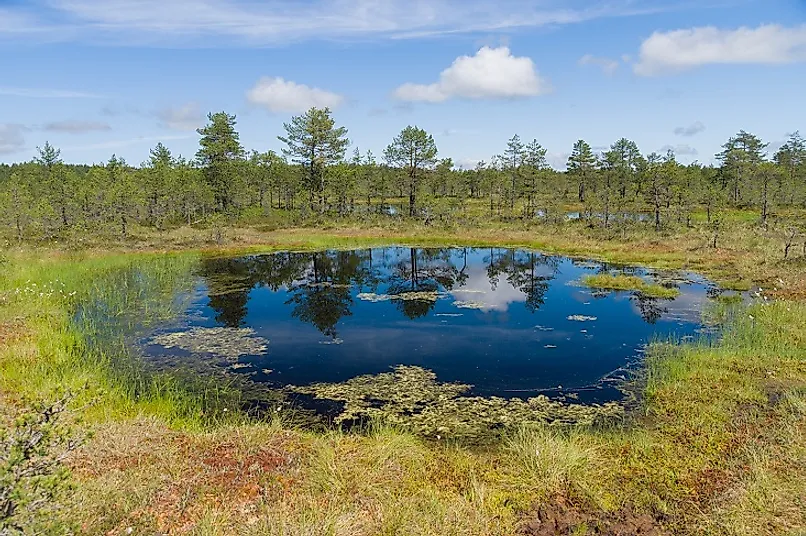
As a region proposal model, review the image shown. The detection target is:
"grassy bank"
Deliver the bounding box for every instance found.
[1,229,806,534]
[6,208,804,298]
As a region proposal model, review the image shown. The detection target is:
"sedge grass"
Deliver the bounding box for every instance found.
[1,245,806,534]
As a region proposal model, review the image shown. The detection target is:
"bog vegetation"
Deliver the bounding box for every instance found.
[1,107,804,243]
[2,108,806,535]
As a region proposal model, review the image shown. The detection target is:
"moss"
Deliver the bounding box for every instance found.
[567,315,597,322]
[148,327,269,360]
[581,273,681,299]
[357,291,443,303]
[291,365,623,440]
[452,300,486,310]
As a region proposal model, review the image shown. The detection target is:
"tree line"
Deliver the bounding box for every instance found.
[1,107,804,241]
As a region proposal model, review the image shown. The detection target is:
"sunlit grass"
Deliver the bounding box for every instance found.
[1,235,806,534]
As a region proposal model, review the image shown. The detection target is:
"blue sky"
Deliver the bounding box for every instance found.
[1,0,805,168]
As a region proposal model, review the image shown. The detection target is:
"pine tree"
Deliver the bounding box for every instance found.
[278,107,349,214]
[196,112,245,211]
[384,126,438,217]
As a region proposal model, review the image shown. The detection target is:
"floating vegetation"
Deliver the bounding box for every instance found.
[581,274,681,299]
[291,365,623,440]
[149,327,269,360]
[357,291,443,303]
[567,315,598,322]
[453,300,486,310]
[305,281,351,289]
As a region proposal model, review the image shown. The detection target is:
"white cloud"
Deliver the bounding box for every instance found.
[0,124,28,155]
[547,152,571,170]
[156,103,205,131]
[0,86,104,99]
[44,120,111,133]
[247,77,344,113]
[635,24,806,76]
[578,54,619,75]
[449,265,525,313]
[673,121,705,137]
[0,1,680,46]
[659,144,698,156]
[454,158,482,170]
[394,46,550,103]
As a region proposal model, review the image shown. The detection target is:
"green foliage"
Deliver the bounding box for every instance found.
[1,120,805,243]
[1,395,84,535]
[196,112,245,210]
[278,107,349,213]
[384,126,438,217]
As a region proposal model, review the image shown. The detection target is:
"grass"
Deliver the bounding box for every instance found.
[581,273,682,299]
[2,217,806,534]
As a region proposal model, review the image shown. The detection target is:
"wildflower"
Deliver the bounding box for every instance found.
[748,315,754,320]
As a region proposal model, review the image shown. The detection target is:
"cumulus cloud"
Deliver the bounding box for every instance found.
[247,77,344,113]
[635,24,806,76]
[547,152,571,170]
[578,54,619,75]
[0,124,27,155]
[659,144,698,156]
[156,103,205,131]
[674,121,705,137]
[44,120,111,134]
[394,46,550,103]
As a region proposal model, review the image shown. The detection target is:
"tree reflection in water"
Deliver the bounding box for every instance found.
[197,247,562,335]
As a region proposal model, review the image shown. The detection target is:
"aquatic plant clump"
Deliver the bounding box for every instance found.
[149,327,269,360]
[452,300,486,310]
[567,315,598,322]
[357,291,443,302]
[581,273,681,299]
[291,365,623,439]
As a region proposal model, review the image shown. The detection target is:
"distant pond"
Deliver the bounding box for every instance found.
[135,247,722,436]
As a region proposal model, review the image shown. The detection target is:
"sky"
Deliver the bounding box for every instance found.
[1,0,805,169]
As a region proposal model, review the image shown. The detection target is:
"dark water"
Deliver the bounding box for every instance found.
[143,248,715,404]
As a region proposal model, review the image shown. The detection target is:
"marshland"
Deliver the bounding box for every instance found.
[2,111,806,535]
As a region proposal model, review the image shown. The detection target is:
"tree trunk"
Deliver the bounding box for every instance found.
[409,171,417,218]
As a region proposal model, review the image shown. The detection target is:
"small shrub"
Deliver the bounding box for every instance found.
[1,394,85,535]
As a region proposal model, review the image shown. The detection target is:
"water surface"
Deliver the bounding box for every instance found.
[142,247,714,404]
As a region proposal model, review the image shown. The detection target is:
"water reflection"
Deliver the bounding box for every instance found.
[149,247,714,403]
[199,247,563,332]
